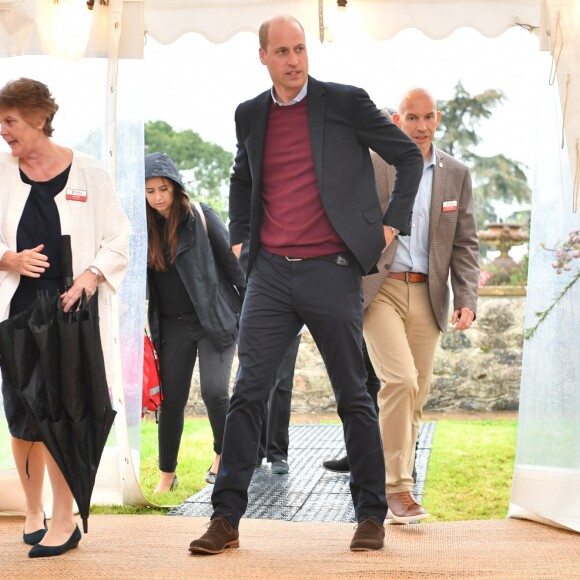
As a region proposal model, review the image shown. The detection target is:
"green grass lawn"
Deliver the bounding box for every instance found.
[422,419,518,521]
[92,417,517,522]
[92,417,214,516]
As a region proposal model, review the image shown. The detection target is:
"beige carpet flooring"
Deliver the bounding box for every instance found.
[1,515,579,579]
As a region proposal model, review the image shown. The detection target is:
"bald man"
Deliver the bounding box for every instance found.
[363,89,479,523]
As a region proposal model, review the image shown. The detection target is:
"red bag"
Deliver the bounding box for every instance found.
[142,332,162,418]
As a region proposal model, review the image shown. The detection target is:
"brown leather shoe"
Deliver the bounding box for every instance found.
[386,492,429,524]
[349,519,385,551]
[189,517,240,555]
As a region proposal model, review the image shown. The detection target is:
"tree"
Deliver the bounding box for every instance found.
[437,82,531,230]
[145,121,234,218]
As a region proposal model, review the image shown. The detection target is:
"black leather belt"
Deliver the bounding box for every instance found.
[284,253,352,267]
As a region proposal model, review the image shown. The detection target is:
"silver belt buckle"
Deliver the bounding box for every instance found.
[285,256,303,262]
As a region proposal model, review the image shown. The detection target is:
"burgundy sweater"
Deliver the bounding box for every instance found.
[260,98,348,258]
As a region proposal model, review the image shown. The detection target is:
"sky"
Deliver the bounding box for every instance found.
[142,24,544,196]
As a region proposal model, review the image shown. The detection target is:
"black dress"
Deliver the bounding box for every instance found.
[1,165,71,441]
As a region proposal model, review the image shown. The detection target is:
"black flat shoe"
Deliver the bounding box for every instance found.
[28,525,81,558]
[205,469,217,484]
[322,455,350,473]
[23,514,48,546]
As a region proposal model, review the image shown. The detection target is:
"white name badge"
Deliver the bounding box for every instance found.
[66,188,87,202]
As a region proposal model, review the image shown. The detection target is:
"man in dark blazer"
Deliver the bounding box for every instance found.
[189,15,423,555]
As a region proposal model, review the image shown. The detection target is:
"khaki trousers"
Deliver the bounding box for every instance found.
[363,277,440,493]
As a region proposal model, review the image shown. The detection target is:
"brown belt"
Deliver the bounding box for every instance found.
[388,272,428,283]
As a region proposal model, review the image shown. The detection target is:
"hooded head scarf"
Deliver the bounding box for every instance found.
[144,152,185,189]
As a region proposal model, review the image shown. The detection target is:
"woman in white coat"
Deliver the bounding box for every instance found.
[0,78,130,558]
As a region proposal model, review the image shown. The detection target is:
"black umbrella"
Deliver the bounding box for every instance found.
[0,238,116,533]
[0,300,44,426]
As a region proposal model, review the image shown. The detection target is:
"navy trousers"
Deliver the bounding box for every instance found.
[211,249,387,527]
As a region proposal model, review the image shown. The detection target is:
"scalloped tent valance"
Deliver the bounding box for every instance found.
[142,0,543,45]
[0,0,547,57]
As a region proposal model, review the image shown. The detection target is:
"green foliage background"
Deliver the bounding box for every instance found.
[437,81,531,231]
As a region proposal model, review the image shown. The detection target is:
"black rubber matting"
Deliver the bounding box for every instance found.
[168,422,435,523]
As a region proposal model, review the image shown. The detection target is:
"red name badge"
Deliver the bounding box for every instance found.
[442,200,458,212]
[66,188,87,202]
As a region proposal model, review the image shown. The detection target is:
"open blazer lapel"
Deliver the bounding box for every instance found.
[249,93,271,192]
[306,77,326,190]
[429,150,445,244]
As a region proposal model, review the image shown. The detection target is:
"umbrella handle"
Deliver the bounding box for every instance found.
[61,235,73,291]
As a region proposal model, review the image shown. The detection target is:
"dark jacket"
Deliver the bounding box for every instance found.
[228,75,423,276]
[148,202,246,350]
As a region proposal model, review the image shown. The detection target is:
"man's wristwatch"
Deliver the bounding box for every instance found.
[388,226,400,237]
[86,266,102,283]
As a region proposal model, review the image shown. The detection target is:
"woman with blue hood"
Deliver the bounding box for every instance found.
[144,152,246,493]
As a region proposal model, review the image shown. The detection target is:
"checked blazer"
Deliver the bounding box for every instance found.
[363,148,480,332]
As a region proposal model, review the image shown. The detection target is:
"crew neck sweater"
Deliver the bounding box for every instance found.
[260,98,347,258]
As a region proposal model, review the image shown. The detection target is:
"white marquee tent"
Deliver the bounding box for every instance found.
[0,0,578,532]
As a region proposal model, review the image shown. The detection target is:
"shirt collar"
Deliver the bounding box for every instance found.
[271,82,308,106]
[424,145,436,170]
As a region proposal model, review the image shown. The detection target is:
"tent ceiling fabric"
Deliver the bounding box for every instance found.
[0,0,122,59]
[143,0,542,45]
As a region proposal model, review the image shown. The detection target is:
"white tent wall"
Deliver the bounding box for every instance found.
[508,52,580,532]
[0,0,579,528]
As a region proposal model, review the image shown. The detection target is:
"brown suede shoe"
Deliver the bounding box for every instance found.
[386,491,429,524]
[349,519,385,551]
[189,517,240,555]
